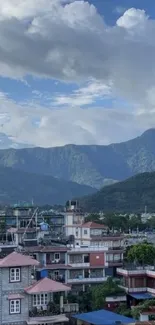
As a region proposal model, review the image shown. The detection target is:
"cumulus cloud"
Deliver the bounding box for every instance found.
[54,80,112,106]
[0,1,155,146]
[0,1,154,108]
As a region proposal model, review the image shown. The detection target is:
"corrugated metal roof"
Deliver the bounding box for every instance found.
[72,309,135,325]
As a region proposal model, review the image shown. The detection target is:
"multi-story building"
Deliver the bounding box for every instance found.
[24,228,124,294]
[26,245,70,283]
[67,232,124,292]
[0,251,78,325]
[117,266,155,306]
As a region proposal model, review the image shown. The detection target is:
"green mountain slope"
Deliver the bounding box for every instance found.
[0,129,155,188]
[79,172,155,213]
[0,166,95,205]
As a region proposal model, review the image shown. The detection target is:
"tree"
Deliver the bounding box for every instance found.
[127,242,155,265]
[85,214,101,223]
[91,277,125,310]
[131,299,155,319]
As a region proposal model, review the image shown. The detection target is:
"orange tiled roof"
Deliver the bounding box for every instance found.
[0,252,39,267]
[25,277,71,294]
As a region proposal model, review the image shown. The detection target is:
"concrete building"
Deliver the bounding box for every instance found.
[0,251,78,325]
[117,266,155,306]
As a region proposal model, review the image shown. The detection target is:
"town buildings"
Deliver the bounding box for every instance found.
[0,202,125,294]
[0,251,78,325]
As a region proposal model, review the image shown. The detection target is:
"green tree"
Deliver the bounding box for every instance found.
[131,299,155,319]
[127,242,155,265]
[115,303,132,317]
[85,214,101,223]
[91,277,125,310]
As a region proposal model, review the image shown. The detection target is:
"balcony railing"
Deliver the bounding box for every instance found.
[29,303,79,317]
[67,277,107,283]
[69,247,109,252]
[69,262,90,267]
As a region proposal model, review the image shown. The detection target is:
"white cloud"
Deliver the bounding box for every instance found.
[0,90,154,148]
[54,80,112,106]
[0,2,155,146]
[0,2,154,108]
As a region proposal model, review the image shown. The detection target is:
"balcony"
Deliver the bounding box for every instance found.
[69,247,109,253]
[107,260,123,266]
[117,267,146,276]
[29,302,79,318]
[67,277,108,283]
[69,263,90,267]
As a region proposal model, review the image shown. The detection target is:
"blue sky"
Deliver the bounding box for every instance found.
[0,0,154,148]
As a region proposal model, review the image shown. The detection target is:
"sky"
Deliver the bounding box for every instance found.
[0,0,155,148]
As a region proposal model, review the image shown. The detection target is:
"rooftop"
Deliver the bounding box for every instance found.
[25,277,71,294]
[0,251,39,267]
[72,309,135,325]
[25,246,68,253]
[81,222,107,229]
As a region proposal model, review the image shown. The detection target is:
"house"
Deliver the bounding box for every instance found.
[25,245,70,283]
[117,266,155,306]
[0,251,78,325]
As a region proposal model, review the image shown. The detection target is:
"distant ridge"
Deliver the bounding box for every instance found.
[0,129,154,188]
[0,166,96,205]
[79,171,155,213]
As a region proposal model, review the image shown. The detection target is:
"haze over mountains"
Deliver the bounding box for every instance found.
[0,129,154,189]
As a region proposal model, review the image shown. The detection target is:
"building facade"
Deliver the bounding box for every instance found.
[0,251,78,325]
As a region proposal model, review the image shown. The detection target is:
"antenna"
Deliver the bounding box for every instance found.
[22,207,38,242]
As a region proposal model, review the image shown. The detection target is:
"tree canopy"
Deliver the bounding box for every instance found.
[127,242,155,265]
[91,277,125,310]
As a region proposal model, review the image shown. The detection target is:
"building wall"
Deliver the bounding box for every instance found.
[0,266,32,325]
[90,253,105,266]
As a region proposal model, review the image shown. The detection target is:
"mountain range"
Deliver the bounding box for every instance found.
[0,166,95,205]
[79,171,155,213]
[0,128,155,205]
[0,128,155,189]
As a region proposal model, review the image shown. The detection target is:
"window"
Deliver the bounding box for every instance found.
[54,253,60,260]
[10,300,20,314]
[10,268,20,282]
[84,229,88,235]
[33,294,48,306]
[54,270,59,276]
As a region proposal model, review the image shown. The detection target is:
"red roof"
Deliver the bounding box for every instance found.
[0,252,39,267]
[81,222,107,229]
[25,277,71,294]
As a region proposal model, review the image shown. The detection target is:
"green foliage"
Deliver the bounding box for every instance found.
[80,171,155,212]
[127,242,155,265]
[91,277,125,310]
[0,166,95,205]
[85,214,101,223]
[131,299,155,319]
[115,304,132,317]
[85,213,147,232]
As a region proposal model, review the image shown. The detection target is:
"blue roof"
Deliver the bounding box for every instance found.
[72,309,135,325]
[129,293,154,300]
